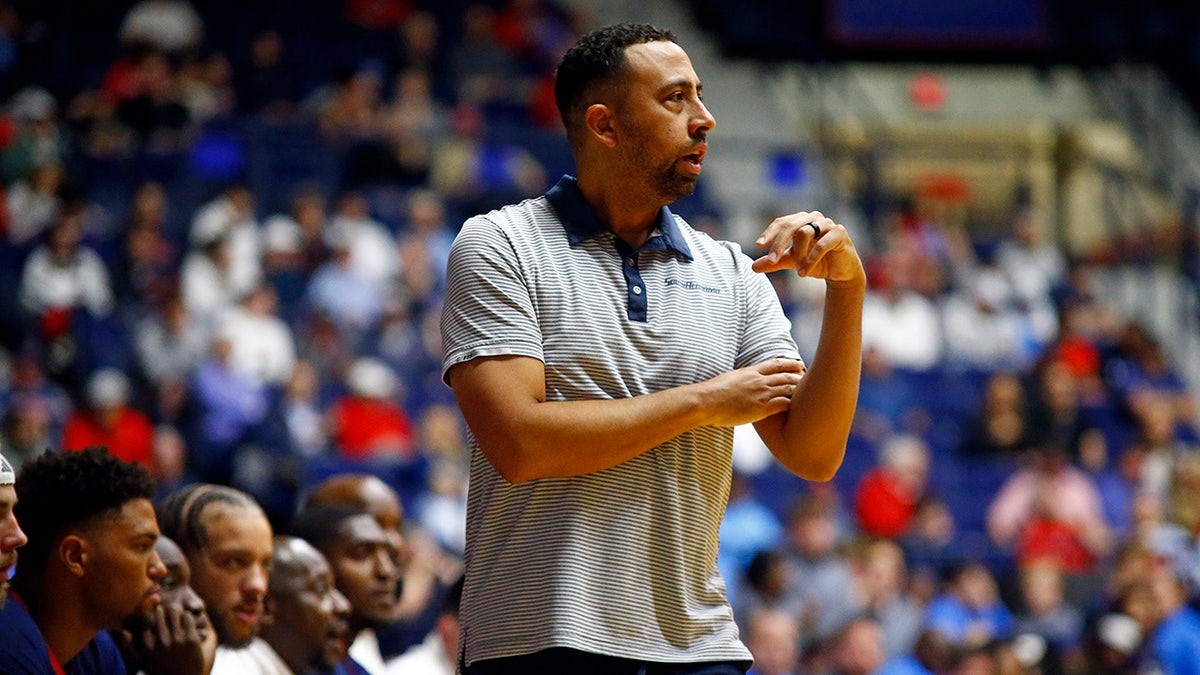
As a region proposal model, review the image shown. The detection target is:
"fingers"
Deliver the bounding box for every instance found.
[180,608,201,645]
[157,603,173,648]
[752,211,838,275]
[755,357,805,375]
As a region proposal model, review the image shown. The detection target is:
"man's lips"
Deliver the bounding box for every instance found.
[234,603,261,625]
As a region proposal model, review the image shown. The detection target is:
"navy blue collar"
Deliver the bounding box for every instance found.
[545,175,693,260]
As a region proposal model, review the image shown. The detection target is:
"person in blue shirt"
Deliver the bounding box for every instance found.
[0,447,166,675]
[923,562,1014,648]
[1147,563,1200,675]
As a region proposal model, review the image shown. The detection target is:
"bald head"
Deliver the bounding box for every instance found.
[305,474,403,534]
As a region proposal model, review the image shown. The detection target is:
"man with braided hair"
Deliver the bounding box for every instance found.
[0,447,165,674]
[157,483,274,675]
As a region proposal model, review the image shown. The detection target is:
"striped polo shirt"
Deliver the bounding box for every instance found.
[440,175,800,666]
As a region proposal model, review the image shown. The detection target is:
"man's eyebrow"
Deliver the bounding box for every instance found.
[658,78,699,95]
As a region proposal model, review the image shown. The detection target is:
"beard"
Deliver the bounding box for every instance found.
[0,577,8,609]
[624,127,702,204]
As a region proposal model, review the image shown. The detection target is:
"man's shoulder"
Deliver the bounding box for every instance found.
[65,631,126,675]
[0,599,56,674]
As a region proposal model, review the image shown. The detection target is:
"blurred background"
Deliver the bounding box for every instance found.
[1,0,1199,672]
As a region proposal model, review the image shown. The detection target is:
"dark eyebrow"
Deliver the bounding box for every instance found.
[658,78,700,97]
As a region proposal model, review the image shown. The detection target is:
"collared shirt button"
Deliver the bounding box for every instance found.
[633,286,642,295]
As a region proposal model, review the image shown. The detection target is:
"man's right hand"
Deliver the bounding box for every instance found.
[694,358,805,427]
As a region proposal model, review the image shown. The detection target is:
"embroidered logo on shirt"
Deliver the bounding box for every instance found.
[664,278,721,294]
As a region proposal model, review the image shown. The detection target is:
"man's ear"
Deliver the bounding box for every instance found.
[59,535,88,578]
[584,103,617,148]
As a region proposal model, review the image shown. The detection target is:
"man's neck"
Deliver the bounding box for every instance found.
[575,170,663,249]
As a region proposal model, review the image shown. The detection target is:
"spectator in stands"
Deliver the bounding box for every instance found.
[448,5,522,107]
[234,29,299,119]
[308,231,386,337]
[135,294,209,389]
[0,86,68,186]
[1013,559,1084,672]
[860,255,943,371]
[1027,360,1092,460]
[5,163,63,245]
[261,186,330,277]
[326,191,399,290]
[940,263,1031,370]
[827,616,888,675]
[855,539,923,659]
[63,368,155,472]
[330,358,415,461]
[113,48,193,154]
[217,283,296,387]
[282,359,328,458]
[188,335,270,483]
[960,370,1034,457]
[375,67,444,182]
[114,181,176,307]
[923,562,1014,648]
[995,207,1065,308]
[156,483,275,675]
[854,433,931,539]
[782,495,863,645]
[742,606,800,675]
[429,101,546,206]
[119,0,204,56]
[396,188,454,296]
[987,444,1112,573]
[734,549,801,636]
[0,447,166,673]
[291,505,399,675]
[189,183,262,303]
[0,397,52,473]
[874,628,957,675]
[259,536,355,675]
[181,228,244,328]
[115,534,218,675]
[177,51,235,124]
[1145,555,1200,673]
[19,209,114,328]
[313,65,385,141]
[0,451,28,607]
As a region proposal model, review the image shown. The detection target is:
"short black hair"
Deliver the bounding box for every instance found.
[13,447,155,574]
[289,503,370,555]
[157,483,261,556]
[553,23,677,141]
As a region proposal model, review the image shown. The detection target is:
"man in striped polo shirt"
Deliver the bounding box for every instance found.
[441,22,865,675]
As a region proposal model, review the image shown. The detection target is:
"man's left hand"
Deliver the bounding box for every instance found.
[750,211,865,285]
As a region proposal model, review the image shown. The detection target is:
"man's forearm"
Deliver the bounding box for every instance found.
[760,279,865,481]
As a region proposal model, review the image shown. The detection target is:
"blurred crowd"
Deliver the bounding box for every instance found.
[0,1,1196,674]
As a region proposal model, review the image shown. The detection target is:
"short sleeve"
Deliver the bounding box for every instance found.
[440,215,545,385]
[730,243,801,368]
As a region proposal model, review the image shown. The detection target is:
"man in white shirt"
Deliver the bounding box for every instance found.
[157,484,275,675]
[258,536,353,675]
